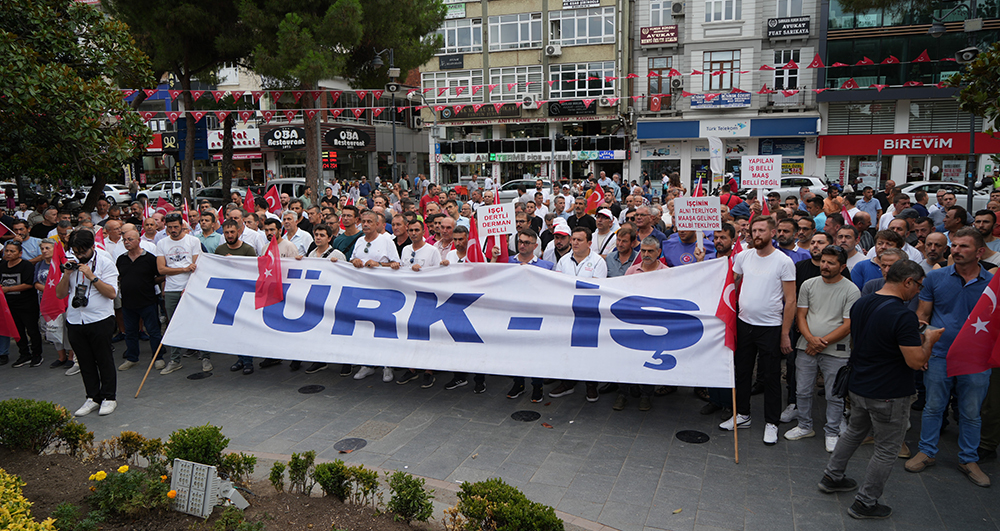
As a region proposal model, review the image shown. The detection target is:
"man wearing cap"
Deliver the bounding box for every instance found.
[592,209,617,258]
[543,223,572,264]
[559,184,575,211]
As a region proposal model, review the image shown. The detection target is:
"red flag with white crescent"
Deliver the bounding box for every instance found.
[244,189,256,214]
[94,227,106,251]
[40,244,68,322]
[155,197,175,215]
[947,273,1000,377]
[182,198,191,226]
[264,186,282,214]
[255,237,284,309]
[715,260,737,352]
[585,185,604,215]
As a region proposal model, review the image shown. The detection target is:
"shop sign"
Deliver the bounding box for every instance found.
[146,134,163,152]
[161,133,179,152]
[262,126,306,151]
[699,119,751,138]
[208,129,260,150]
[563,0,599,7]
[725,140,747,159]
[325,126,373,150]
[436,114,606,126]
[643,143,681,158]
[759,138,805,156]
[690,93,751,109]
[438,151,627,163]
[439,55,464,70]
[445,3,465,19]
[548,100,597,116]
[782,161,804,175]
[819,133,1000,156]
[440,103,519,120]
[941,160,966,183]
[322,151,338,170]
[640,25,678,46]
[767,16,810,38]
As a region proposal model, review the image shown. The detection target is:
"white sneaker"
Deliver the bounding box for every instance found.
[154,359,166,370]
[65,362,80,376]
[75,398,99,417]
[118,360,137,371]
[764,423,779,445]
[719,414,751,431]
[382,367,394,383]
[160,361,183,375]
[201,359,213,372]
[826,436,839,453]
[779,404,798,423]
[354,366,376,380]
[784,425,816,440]
[99,400,117,416]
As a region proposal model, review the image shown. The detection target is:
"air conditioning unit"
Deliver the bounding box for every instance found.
[522,94,540,109]
[671,2,685,16]
[598,96,613,108]
[545,44,562,57]
[411,116,424,129]
[670,77,683,90]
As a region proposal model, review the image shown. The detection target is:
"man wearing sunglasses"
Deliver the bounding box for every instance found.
[156,213,203,375]
[396,218,441,389]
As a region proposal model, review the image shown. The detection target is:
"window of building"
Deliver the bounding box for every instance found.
[421,70,485,104]
[648,57,673,93]
[705,0,741,21]
[702,50,740,91]
[773,50,799,89]
[488,13,542,51]
[777,0,802,17]
[549,7,615,47]
[549,61,616,98]
[436,18,483,54]
[908,100,984,133]
[650,0,672,26]
[217,63,239,86]
[826,102,896,135]
[490,66,544,102]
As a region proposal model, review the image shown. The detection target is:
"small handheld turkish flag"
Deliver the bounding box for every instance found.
[155,197,175,215]
[0,287,19,342]
[716,263,737,352]
[40,244,69,321]
[264,186,282,215]
[946,273,1000,377]
[586,184,604,215]
[244,188,256,213]
[255,237,284,309]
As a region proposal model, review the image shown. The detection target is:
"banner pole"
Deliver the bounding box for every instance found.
[732,387,740,464]
[135,343,164,399]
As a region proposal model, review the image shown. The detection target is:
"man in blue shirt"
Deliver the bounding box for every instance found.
[358,176,372,198]
[504,228,554,402]
[856,186,882,221]
[907,227,994,487]
[851,230,903,290]
[606,226,638,277]
[662,230,715,266]
[775,219,810,263]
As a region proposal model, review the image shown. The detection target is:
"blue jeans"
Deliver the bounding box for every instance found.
[0,335,8,356]
[123,304,162,362]
[918,356,991,464]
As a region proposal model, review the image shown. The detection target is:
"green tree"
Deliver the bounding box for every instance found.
[0,0,153,204]
[342,0,445,89]
[951,42,1000,129]
[103,0,256,201]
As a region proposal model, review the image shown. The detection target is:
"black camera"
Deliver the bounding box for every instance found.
[71,283,89,308]
[61,261,80,272]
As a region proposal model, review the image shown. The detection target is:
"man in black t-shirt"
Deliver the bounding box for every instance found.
[818,260,941,520]
[2,241,43,367]
[115,230,163,370]
[30,207,58,240]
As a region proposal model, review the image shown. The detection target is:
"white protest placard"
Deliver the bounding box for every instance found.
[476,203,515,247]
[740,155,782,188]
[674,196,722,232]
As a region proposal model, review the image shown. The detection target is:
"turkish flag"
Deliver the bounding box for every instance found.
[807,54,825,68]
[155,197,175,215]
[255,237,284,309]
[40,244,68,322]
[94,227,106,251]
[650,95,662,112]
[182,198,191,226]
[465,218,487,263]
[946,273,1000,377]
[264,186,282,214]
[840,78,860,90]
[692,177,704,197]
[841,204,854,226]
[0,288,19,342]
[586,185,604,214]
[244,188,256,213]
[715,261,737,352]
[912,50,931,63]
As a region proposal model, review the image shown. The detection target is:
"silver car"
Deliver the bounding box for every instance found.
[497,179,552,203]
[896,180,989,212]
[768,176,827,202]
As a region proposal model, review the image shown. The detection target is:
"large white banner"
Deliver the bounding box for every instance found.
[163,256,734,387]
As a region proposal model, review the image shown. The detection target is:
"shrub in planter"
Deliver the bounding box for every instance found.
[0,398,73,454]
[165,425,230,467]
[219,452,257,485]
[456,478,563,531]
[55,422,93,458]
[311,461,351,501]
[287,451,315,495]
[51,502,103,531]
[268,462,285,493]
[349,464,380,507]
[386,471,434,523]
[0,468,57,530]
[87,465,171,516]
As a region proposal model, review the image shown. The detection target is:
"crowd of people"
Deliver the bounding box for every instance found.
[3,173,998,520]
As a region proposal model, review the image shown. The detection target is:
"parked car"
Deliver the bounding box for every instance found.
[193,186,229,209]
[208,178,264,197]
[497,179,552,203]
[896,180,989,212]
[101,184,132,205]
[768,176,827,201]
[264,178,334,201]
[137,180,203,207]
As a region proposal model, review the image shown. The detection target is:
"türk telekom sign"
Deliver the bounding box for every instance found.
[820,133,1000,156]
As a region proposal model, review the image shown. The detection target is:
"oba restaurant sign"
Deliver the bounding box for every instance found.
[262,126,306,151]
[325,126,372,150]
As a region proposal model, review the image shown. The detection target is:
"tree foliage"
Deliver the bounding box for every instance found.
[0,0,153,189]
[343,0,445,89]
[952,42,1000,131]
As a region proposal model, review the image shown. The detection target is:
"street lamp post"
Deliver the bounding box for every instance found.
[372,49,401,183]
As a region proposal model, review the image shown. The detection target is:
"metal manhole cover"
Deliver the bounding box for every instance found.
[187,372,212,380]
[298,385,325,394]
[676,430,710,444]
[511,410,541,422]
[333,438,367,452]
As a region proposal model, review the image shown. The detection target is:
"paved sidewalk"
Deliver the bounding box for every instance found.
[2,343,999,531]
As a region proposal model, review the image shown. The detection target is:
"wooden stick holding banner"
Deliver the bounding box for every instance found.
[732,388,739,464]
[135,343,164,399]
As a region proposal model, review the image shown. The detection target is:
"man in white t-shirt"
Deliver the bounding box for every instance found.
[155,213,203,375]
[549,226,608,403]
[396,218,444,389]
[726,216,797,446]
[442,225,471,265]
[349,210,401,383]
[591,209,618,258]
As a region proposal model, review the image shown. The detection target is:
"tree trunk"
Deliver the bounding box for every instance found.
[304,83,320,197]
[179,70,195,205]
[221,112,235,197]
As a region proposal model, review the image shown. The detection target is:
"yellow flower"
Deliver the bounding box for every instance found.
[117,465,129,474]
[88,474,96,481]
[167,490,177,499]
[161,475,168,483]
[94,471,107,481]
[89,486,96,492]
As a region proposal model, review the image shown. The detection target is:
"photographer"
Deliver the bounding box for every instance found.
[56,230,119,417]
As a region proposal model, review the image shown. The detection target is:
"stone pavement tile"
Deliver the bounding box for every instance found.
[657,456,706,490]
[696,483,746,514]
[647,485,699,530]
[556,497,604,522]
[791,495,845,531]
[788,466,831,500]
[493,460,537,487]
[743,495,794,531]
[530,453,585,488]
[460,444,510,472]
[601,410,644,437]
[409,440,479,480]
[379,459,420,473]
[562,472,617,505]
[627,435,671,469]
[597,501,651,531]
[388,415,470,462]
[554,432,599,459]
[519,482,567,509]
[608,463,661,506]
[918,473,997,530]
[445,465,497,485]
[506,438,556,467]
[695,509,745,531]
[289,436,337,456]
[253,436,298,455]
[279,413,344,443]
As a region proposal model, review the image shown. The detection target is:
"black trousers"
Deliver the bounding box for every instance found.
[11,305,42,360]
[67,316,117,402]
[735,319,782,425]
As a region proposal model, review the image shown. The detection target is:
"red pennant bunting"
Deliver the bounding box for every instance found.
[856,57,874,65]
[261,110,275,123]
[453,87,464,97]
[831,62,849,67]
[330,109,343,118]
[351,108,364,119]
[934,82,949,88]
[781,89,799,97]
[871,84,888,92]
[356,90,368,100]
[759,65,776,71]
[310,90,323,101]
[607,97,619,106]
[143,89,157,98]
[140,111,156,122]
[284,110,297,122]
[559,100,569,104]
[710,70,725,76]
[214,111,229,122]
[739,71,750,74]
[881,55,899,64]
[813,88,829,93]
[231,91,245,101]
[330,91,342,104]
[122,89,137,98]
[251,91,264,103]
[168,89,183,100]
[587,77,599,81]
[373,90,384,100]
[304,109,319,120]
[271,90,283,102]
[488,84,498,92]
[807,54,825,68]
[191,90,206,101]
[434,105,446,112]
[493,102,504,112]
[680,91,694,98]
[604,76,617,82]
[507,82,518,90]
[239,110,254,124]
[372,107,384,118]
[782,60,799,69]
[407,89,417,96]
[526,81,536,87]
[840,78,859,90]
[191,110,206,122]
[472,104,484,111]
[536,100,547,105]
[625,73,639,79]
[472,85,482,95]
[903,81,925,87]
[667,69,682,77]
[438,87,449,96]
[913,50,931,63]
[757,84,774,94]
[730,88,748,93]
[415,106,426,111]
[422,87,434,94]
[547,80,556,87]
[211,90,225,102]
[451,105,463,113]
[647,71,660,77]
[397,106,407,113]
[514,102,523,108]
[167,111,181,123]
[292,91,304,102]
[704,93,720,101]
[690,70,704,75]
[582,99,595,108]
